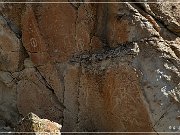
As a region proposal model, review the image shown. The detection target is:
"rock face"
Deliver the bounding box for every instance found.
[16,112,61,134]
[0,16,24,72]
[0,0,179,134]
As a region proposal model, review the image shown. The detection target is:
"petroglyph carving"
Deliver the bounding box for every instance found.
[30,38,37,48]
[77,38,84,52]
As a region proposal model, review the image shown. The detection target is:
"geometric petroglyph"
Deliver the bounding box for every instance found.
[30,38,37,48]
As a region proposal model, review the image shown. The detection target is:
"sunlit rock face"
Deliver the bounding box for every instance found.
[16,112,62,134]
[0,0,179,133]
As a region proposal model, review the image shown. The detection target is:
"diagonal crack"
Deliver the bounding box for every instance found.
[34,66,67,110]
[131,2,179,37]
[153,102,174,127]
[0,12,22,39]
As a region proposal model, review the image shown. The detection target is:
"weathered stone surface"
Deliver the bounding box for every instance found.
[0,1,179,134]
[37,63,64,102]
[34,3,77,62]
[149,0,180,36]
[22,5,64,103]
[170,39,180,58]
[62,61,153,132]
[107,3,159,47]
[63,63,80,131]
[28,2,103,62]
[132,38,180,132]
[0,16,24,72]
[0,2,25,30]
[0,81,19,127]
[22,5,48,54]
[90,36,103,52]
[76,3,101,52]
[16,112,61,134]
[78,64,153,132]
[17,67,64,123]
[20,5,48,50]
[0,71,14,87]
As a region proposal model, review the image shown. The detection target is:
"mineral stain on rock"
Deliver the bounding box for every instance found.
[0,0,179,134]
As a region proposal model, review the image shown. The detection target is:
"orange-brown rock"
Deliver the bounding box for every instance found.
[107,3,159,47]
[31,2,102,62]
[63,62,153,132]
[22,5,47,53]
[17,68,64,123]
[82,65,152,132]
[0,1,179,133]
[37,63,64,102]
[21,5,50,66]
[76,3,100,52]
[34,3,77,62]
[29,52,50,66]
[22,5,64,103]
[90,36,103,52]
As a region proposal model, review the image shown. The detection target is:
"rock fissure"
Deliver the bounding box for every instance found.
[0,1,179,133]
[133,2,180,37]
[35,67,67,110]
[153,102,174,127]
[76,65,82,127]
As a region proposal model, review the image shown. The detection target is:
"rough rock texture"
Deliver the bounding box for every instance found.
[107,2,159,46]
[0,16,24,72]
[0,0,179,134]
[149,0,180,37]
[17,67,64,123]
[63,62,153,132]
[16,112,61,134]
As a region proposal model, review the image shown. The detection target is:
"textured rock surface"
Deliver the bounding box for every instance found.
[16,112,61,134]
[107,2,159,46]
[149,0,180,36]
[17,67,64,123]
[0,16,24,72]
[0,0,179,134]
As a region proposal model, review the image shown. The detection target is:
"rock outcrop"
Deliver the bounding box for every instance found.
[16,112,61,134]
[0,0,179,134]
